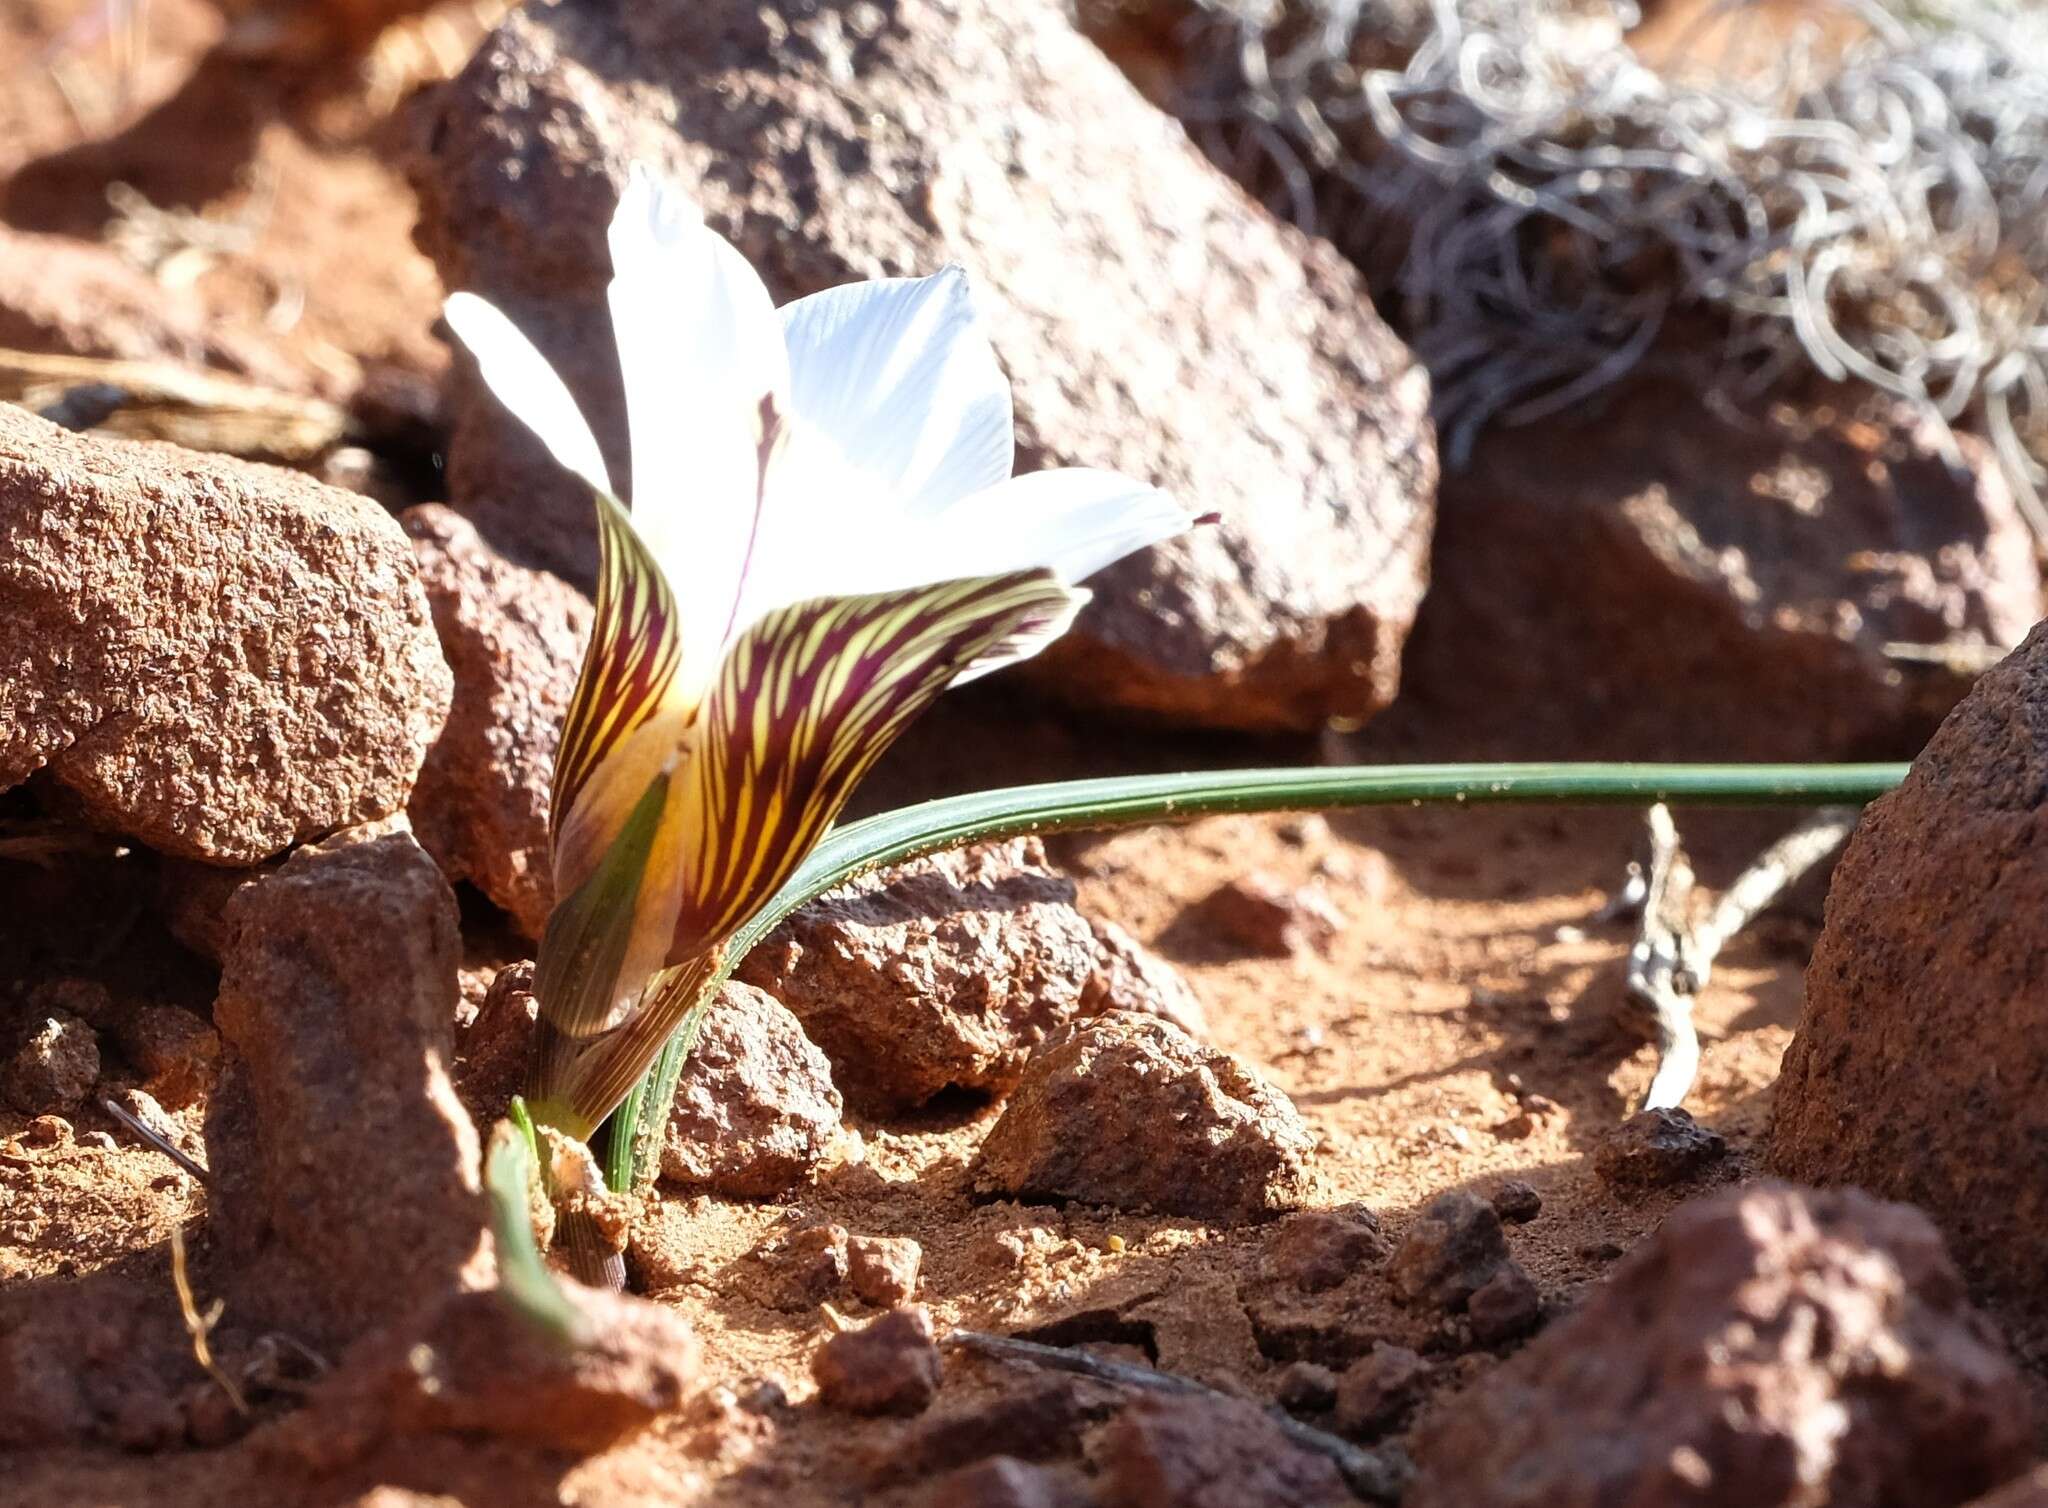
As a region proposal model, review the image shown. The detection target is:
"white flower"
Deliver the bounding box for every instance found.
[442,166,1193,1128]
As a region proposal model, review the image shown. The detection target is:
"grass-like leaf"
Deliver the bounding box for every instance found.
[600,759,1908,1190]
[488,1099,593,1345]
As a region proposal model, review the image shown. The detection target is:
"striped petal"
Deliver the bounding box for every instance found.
[779,266,1013,521]
[548,488,693,899]
[605,167,789,698]
[672,570,1081,951]
[443,291,612,498]
[538,570,1080,1131]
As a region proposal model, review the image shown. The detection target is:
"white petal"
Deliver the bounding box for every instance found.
[778,266,1014,521]
[443,291,612,498]
[605,167,789,684]
[900,467,1193,589]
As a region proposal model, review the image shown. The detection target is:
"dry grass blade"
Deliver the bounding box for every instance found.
[169,1223,248,1417]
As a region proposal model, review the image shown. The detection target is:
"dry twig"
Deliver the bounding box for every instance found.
[1619,803,1857,1109]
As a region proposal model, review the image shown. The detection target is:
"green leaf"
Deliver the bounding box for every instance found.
[602,759,1910,1188]
[487,1100,593,1345]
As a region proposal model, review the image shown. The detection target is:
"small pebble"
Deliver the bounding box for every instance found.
[1490,1180,1543,1224]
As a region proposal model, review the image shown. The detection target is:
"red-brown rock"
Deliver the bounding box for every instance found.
[406,0,1436,733]
[453,958,537,1120]
[1771,622,2048,1355]
[811,1305,943,1417]
[1403,384,2040,759]
[660,982,844,1198]
[1098,1392,1352,1508]
[846,1234,923,1308]
[916,1457,1085,1508]
[1194,873,1343,956]
[109,1003,219,1111]
[403,504,590,940]
[971,1012,1313,1223]
[737,840,1194,1111]
[1332,1343,1428,1440]
[271,1282,699,1468]
[1467,1262,1543,1346]
[1389,1191,1510,1310]
[1083,918,1207,1039]
[1262,1209,1385,1292]
[1596,1106,1728,1191]
[1407,1182,2033,1508]
[0,405,450,861]
[206,817,487,1349]
[1,1007,99,1114]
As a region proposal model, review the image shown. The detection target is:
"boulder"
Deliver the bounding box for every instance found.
[406,0,1437,732]
[736,839,1198,1112]
[403,504,589,939]
[206,817,487,1349]
[1770,623,2048,1354]
[1402,384,2040,758]
[0,405,450,862]
[971,1012,1313,1223]
[1407,1182,2033,1508]
[659,981,844,1198]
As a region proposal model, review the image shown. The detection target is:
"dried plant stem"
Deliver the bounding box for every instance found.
[1625,804,1859,1110]
[169,1223,247,1416]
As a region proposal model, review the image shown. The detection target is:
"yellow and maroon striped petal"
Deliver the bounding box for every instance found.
[548,488,693,902]
[671,570,1080,953]
[540,569,1080,1130]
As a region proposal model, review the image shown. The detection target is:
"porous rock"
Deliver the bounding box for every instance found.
[109,1003,219,1110]
[1770,620,2048,1354]
[206,817,487,1349]
[407,0,1437,732]
[0,404,450,861]
[1403,383,2040,759]
[1,1008,99,1114]
[811,1305,943,1417]
[971,1012,1313,1223]
[270,1283,699,1468]
[1596,1106,1728,1191]
[660,981,844,1198]
[1407,1182,2034,1508]
[736,840,1198,1111]
[1389,1191,1510,1311]
[1097,1392,1352,1508]
[403,503,590,939]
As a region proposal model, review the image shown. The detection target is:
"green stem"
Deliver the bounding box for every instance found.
[601,760,1907,1190]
